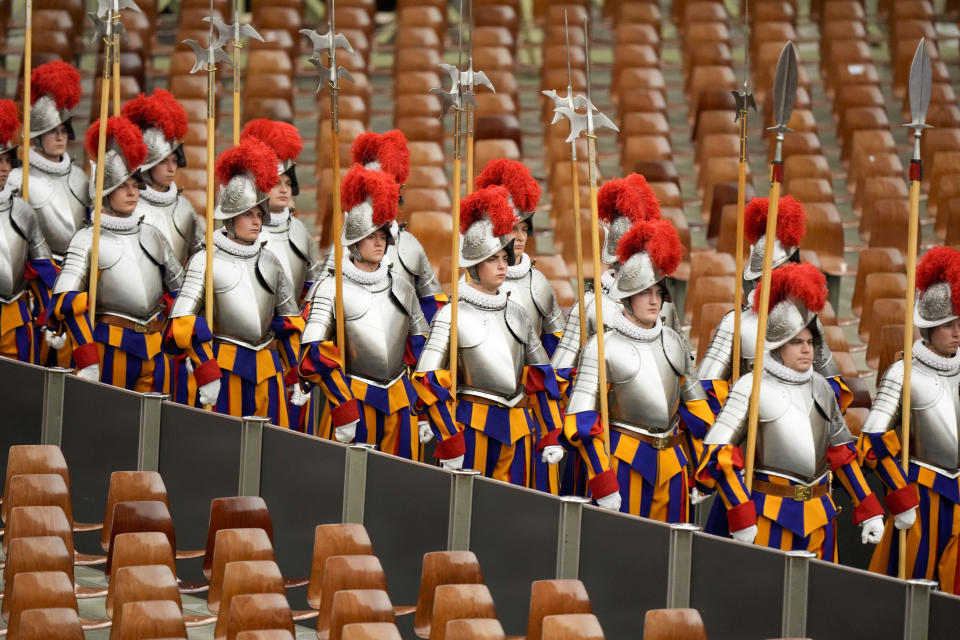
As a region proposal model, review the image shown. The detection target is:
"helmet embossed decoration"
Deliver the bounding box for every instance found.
[213,138,279,220]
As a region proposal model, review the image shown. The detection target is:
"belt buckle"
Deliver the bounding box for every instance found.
[793,484,813,502]
[134,322,150,334]
[652,434,671,450]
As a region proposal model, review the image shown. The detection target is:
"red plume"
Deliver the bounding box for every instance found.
[474,159,541,213]
[615,219,684,276]
[916,247,960,304]
[341,165,400,226]
[0,100,20,147]
[121,89,188,143]
[350,130,410,184]
[85,117,147,169]
[754,262,827,314]
[744,195,807,246]
[598,174,660,224]
[31,61,81,110]
[460,185,516,236]
[240,119,303,164]
[214,138,279,192]
[623,173,662,219]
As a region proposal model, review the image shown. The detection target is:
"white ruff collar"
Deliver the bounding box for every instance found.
[506,252,531,279]
[214,227,261,257]
[342,255,388,284]
[915,340,960,373]
[140,182,178,206]
[764,356,813,383]
[461,284,507,309]
[267,207,290,227]
[30,152,72,176]
[600,269,616,292]
[614,310,662,341]
[99,213,141,232]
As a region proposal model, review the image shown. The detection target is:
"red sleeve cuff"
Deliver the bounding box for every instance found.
[589,469,619,499]
[435,430,465,460]
[73,343,99,370]
[283,367,299,386]
[853,492,884,525]
[194,358,222,386]
[331,398,360,428]
[727,500,757,532]
[827,443,857,471]
[884,484,920,515]
[535,428,561,451]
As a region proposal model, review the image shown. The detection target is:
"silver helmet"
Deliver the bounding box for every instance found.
[743,195,806,281]
[459,185,517,268]
[597,173,661,265]
[84,117,147,200]
[914,247,960,336]
[141,126,185,172]
[28,61,82,140]
[760,263,827,352]
[339,165,399,257]
[121,89,189,174]
[474,158,541,224]
[602,215,634,265]
[608,219,681,303]
[212,138,279,220]
[240,119,303,196]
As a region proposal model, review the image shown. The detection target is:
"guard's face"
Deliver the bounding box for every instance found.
[930,318,960,357]
[476,249,509,290]
[628,284,663,329]
[0,153,11,190]
[269,174,292,212]
[149,153,178,189]
[511,220,529,261]
[232,208,264,243]
[39,124,69,158]
[356,228,388,265]
[780,327,815,373]
[107,177,140,215]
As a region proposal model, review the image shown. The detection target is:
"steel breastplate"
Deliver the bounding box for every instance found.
[0,204,28,302]
[95,229,165,323]
[606,332,682,433]
[342,275,411,385]
[137,199,190,265]
[31,168,87,258]
[386,244,414,289]
[907,362,960,476]
[501,272,543,336]
[263,225,307,296]
[754,377,830,483]
[457,302,525,403]
[211,251,276,348]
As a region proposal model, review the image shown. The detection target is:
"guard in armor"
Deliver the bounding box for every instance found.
[48,117,184,392]
[0,100,57,363]
[858,247,960,591]
[166,138,304,427]
[298,165,429,459]
[697,196,851,412]
[564,219,713,519]
[7,61,89,367]
[413,185,565,487]
[697,263,884,561]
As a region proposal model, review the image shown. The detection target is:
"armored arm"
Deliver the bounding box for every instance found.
[696,310,734,383]
[300,282,336,346]
[415,303,451,374]
[861,361,903,436]
[169,252,206,319]
[550,291,592,372]
[51,230,92,295]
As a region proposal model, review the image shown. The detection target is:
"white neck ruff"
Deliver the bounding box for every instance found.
[600,269,616,292]
[140,182,178,206]
[506,252,531,279]
[343,254,389,284]
[614,310,662,341]
[100,212,141,232]
[267,207,290,227]
[30,151,72,176]
[764,356,813,383]
[214,227,261,257]
[461,284,507,309]
[915,339,960,372]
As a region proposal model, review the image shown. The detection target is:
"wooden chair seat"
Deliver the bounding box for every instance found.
[18,607,84,640]
[116,600,186,640]
[541,613,605,640]
[865,299,908,370]
[858,274,908,343]
[851,248,906,317]
[5,505,105,568]
[6,571,109,638]
[330,589,394,640]
[105,501,202,574]
[100,471,170,552]
[3,536,104,616]
[414,551,484,639]
[341,623,402,640]
[226,593,295,640]
[202,496,275,580]
[642,608,706,640]
[526,580,592,640]
[429,584,498,640]
[444,619,506,640]
[216,561,289,640]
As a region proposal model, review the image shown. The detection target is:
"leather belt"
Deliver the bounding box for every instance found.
[97,314,163,334]
[752,477,829,502]
[610,425,683,450]
[459,393,530,410]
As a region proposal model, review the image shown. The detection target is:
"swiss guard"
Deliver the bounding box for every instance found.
[697,263,884,561]
[564,218,712,520]
[0,99,56,364]
[413,185,564,487]
[859,247,960,592]
[298,164,429,459]
[166,138,303,427]
[49,117,184,392]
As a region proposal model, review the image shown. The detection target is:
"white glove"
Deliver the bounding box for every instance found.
[334,421,357,443]
[198,379,221,406]
[894,507,917,530]
[418,421,434,443]
[440,454,464,470]
[596,492,622,512]
[540,445,564,465]
[76,364,100,382]
[731,524,758,543]
[861,515,885,544]
[43,328,66,350]
[289,385,310,407]
[689,488,710,505]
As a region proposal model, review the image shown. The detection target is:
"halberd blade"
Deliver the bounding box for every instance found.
[907,38,932,126]
[769,42,798,132]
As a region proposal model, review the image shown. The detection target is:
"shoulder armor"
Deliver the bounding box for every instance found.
[605,332,641,384]
[256,247,283,294]
[390,270,420,317]
[68,163,91,207]
[811,372,840,418]
[505,300,534,345]
[288,216,312,260]
[138,222,168,266]
[18,170,55,208]
[756,374,791,422]
[172,197,197,236]
[6,168,22,193]
[395,229,426,276]
[8,198,36,240]
[661,326,688,376]
[97,230,125,270]
[529,268,555,316]
[457,303,488,349]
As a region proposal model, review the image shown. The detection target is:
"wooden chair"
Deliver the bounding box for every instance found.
[526,580,592,640]
[235,632,295,640]
[226,593,295,640]
[215,561,288,640]
[3,445,70,509]
[865,299,908,370]
[429,584,498,640]
[3,536,104,614]
[414,550,484,639]
[5,571,109,639]
[116,600,187,640]
[105,501,203,574]
[316,556,398,640]
[18,607,84,640]
[642,608,706,640]
[208,528,282,613]
[800,203,849,277]
[868,200,918,257]
[444,619,506,640]
[108,531,205,608]
[5,505,105,566]
[109,565,195,637]
[330,589,395,640]
[696,303,735,359]
[202,496,275,580]
[858,274,908,343]
[541,613,605,640]
[2,473,100,536]
[341,623,402,640]
[100,471,170,552]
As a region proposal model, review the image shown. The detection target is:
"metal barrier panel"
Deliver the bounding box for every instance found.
[363,451,450,607]
[60,377,140,523]
[470,477,561,635]
[928,591,960,639]
[158,402,242,560]
[806,558,906,639]
[259,426,345,583]
[689,532,784,639]
[578,507,671,639]
[0,358,45,479]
